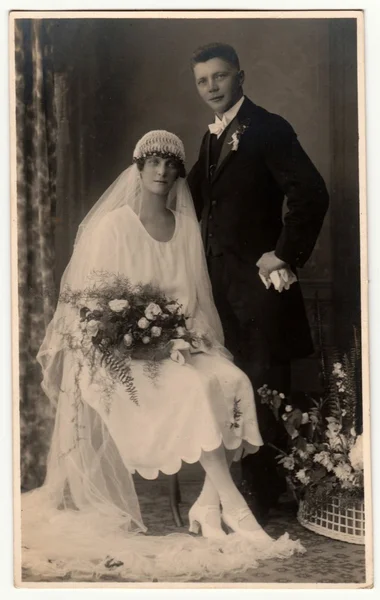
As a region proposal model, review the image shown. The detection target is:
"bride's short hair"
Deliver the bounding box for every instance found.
[134,154,186,179]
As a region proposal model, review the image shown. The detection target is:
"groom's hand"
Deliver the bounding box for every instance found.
[256,251,287,278]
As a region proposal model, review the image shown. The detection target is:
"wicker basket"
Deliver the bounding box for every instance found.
[297,495,365,544]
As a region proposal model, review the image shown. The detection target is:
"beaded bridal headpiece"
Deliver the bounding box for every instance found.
[133,130,186,168]
[74,131,187,246]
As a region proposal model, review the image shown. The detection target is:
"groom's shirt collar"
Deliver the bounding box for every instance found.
[210,95,245,137]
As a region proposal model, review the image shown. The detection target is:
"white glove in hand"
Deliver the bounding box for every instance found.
[259,268,297,292]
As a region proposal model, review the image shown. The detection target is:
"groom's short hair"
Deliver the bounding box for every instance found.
[191,43,240,70]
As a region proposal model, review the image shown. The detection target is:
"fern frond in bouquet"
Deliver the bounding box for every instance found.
[58,271,210,407]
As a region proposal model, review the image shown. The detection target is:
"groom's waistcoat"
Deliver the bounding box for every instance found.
[203,125,234,257]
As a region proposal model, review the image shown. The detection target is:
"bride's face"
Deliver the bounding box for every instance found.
[140,156,179,196]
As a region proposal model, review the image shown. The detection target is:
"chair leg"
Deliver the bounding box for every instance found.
[169,474,183,527]
[175,474,182,504]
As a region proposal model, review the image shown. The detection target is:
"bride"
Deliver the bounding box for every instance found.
[21,130,304,581]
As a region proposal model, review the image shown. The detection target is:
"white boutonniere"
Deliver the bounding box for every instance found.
[228,123,249,151]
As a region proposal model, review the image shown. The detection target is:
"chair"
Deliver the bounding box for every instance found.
[168,473,183,527]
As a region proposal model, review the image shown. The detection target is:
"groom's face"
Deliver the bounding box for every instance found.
[193,57,244,116]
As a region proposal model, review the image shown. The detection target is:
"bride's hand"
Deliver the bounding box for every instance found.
[169,339,191,365]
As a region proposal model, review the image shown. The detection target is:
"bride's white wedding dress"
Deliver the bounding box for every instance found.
[73,206,263,480]
[21,174,305,582]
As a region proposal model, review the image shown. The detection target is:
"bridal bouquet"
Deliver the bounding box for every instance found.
[59,272,210,405]
[258,349,364,511]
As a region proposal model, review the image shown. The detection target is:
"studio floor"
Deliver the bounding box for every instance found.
[22,461,368,586]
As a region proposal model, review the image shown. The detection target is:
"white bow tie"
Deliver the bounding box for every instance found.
[208,117,228,138]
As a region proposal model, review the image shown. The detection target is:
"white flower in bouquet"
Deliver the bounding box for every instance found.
[109,299,130,312]
[83,299,103,312]
[280,456,295,470]
[306,443,317,454]
[333,462,352,481]
[123,333,133,347]
[295,469,311,485]
[138,317,150,329]
[167,303,179,314]
[301,412,309,424]
[314,450,334,471]
[86,320,99,336]
[145,302,162,320]
[349,434,363,471]
[142,336,151,344]
[175,326,186,338]
[151,326,162,338]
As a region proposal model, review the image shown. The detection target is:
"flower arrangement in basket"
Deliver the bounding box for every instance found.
[258,343,365,543]
[59,272,210,406]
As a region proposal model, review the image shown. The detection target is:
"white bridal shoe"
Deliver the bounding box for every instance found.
[222,507,274,545]
[188,501,227,540]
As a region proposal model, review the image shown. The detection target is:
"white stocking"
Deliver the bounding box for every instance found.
[199,445,263,532]
[197,448,236,507]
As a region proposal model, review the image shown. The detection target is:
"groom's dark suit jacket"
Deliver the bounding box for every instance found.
[188,97,329,361]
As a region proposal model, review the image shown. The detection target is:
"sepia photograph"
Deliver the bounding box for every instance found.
[10,9,372,587]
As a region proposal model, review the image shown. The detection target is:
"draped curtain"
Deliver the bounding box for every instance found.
[15,20,57,490]
[15,18,101,490]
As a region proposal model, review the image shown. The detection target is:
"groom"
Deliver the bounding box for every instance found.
[187,43,329,522]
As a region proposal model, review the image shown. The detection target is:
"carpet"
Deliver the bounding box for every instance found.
[21,462,368,585]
